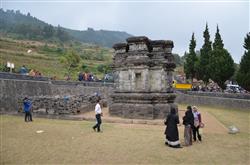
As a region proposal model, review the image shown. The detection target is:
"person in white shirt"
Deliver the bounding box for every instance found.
[92,99,102,132]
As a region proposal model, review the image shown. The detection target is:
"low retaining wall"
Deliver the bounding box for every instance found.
[176,93,250,110]
[186,91,250,100]
[0,72,113,113]
[0,72,49,81]
[17,95,100,115]
[0,79,52,112]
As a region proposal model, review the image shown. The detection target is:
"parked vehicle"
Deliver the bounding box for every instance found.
[225,84,244,93]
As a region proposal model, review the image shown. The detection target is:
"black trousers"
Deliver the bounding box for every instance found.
[193,126,201,141]
[25,111,32,122]
[93,114,102,132]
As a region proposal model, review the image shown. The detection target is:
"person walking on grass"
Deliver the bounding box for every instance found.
[183,105,194,146]
[23,97,33,122]
[164,107,182,148]
[92,99,103,132]
[192,106,202,142]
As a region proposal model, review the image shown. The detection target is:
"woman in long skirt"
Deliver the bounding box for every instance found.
[164,107,181,148]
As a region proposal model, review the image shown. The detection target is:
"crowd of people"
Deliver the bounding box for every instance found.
[78,72,95,81]
[164,105,203,148]
[16,65,104,82]
[19,65,43,77]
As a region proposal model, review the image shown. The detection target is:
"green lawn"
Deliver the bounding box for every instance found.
[0,105,249,164]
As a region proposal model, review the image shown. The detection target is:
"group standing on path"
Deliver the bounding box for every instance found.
[164,105,203,149]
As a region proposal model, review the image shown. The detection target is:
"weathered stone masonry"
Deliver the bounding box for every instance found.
[109,36,177,119]
[0,72,113,114]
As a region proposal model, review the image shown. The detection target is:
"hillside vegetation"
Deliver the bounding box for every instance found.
[0,37,113,80]
[0,9,185,80]
[0,9,132,47]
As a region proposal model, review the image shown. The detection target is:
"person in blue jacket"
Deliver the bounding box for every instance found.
[19,65,28,75]
[23,97,33,122]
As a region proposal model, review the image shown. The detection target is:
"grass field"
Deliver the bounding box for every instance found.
[1,105,249,164]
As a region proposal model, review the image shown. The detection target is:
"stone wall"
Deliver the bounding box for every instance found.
[0,72,49,81]
[186,91,250,100]
[0,79,52,112]
[17,95,100,115]
[0,72,113,113]
[176,93,250,110]
[1,72,249,117]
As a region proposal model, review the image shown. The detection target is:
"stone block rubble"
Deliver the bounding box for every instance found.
[18,95,104,115]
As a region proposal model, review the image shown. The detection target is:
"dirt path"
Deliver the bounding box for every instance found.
[73,107,227,134]
[178,110,227,134]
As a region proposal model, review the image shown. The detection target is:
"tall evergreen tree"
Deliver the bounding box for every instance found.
[184,33,198,81]
[198,23,212,84]
[237,33,250,91]
[213,25,224,49]
[209,25,235,89]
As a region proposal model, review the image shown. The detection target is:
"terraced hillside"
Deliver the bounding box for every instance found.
[0,37,113,80]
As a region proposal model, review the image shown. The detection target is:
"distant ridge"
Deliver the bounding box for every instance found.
[64,27,132,48]
[0,9,133,47]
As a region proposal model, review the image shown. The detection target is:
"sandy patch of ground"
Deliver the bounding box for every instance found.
[76,107,227,134]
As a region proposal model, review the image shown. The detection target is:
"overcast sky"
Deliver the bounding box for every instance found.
[1,0,249,63]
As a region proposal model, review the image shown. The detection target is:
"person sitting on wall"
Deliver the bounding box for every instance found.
[84,73,88,81]
[19,65,28,75]
[29,69,36,76]
[78,72,83,81]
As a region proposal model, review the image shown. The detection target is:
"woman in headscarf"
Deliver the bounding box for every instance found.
[164,107,181,148]
[192,106,202,142]
[183,105,194,146]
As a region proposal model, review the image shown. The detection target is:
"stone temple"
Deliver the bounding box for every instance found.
[109,36,177,119]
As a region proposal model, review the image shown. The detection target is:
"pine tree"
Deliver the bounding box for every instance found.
[237,33,250,91]
[184,33,198,81]
[213,25,224,50]
[209,25,235,89]
[199,23,212,84]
